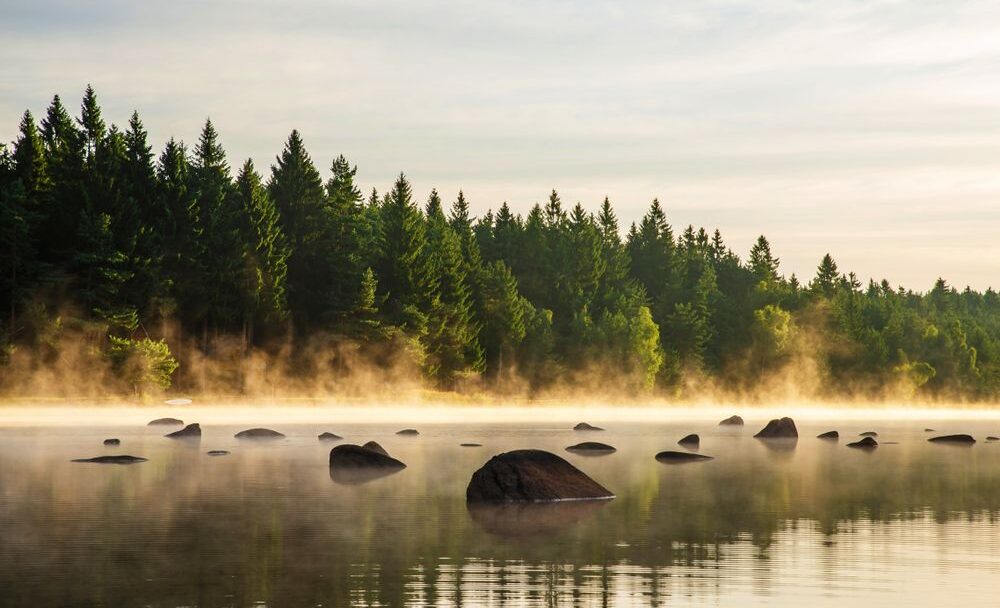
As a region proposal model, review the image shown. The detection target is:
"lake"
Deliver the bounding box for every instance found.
[3,407,1000,606]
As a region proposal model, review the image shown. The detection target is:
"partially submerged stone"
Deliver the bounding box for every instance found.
[207,450,230,456]
[318,432,343,441]
[147,417,183,426]
[396,428,419,435]
[573,422,604,431]
[165,423,201,439]
[928,434,976,444]
[754,417,798,439]
[103,438,120,446]
[234,428,285,439]
[718,415,744,426]
[466,449,614,502]
[72,455,147,464]
[361,441,389,456]
[817,430,839,440]
[655,450,714,463]
[677,434,699,447]
[460,443,483,447]
[565,442,616,454]
[859,431,878,437]
[987,436,999,442]
[329,444,406,470]
[847,437,878,449]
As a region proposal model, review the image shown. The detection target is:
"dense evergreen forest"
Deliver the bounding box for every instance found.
[1,87,998,400]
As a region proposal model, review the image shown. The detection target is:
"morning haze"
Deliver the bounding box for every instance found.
[4,0,1000,290]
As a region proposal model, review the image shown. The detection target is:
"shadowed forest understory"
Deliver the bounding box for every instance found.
[1,87,998,401]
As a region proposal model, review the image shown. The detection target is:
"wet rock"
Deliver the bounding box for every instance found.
[165,423,201,439]
[718,415,744,426]
[754,417,798,439]
[817,430,839,440]
[396,429,419,435]
[565,442,617,454]
[924,428,935,432]
[234,428,285,439]
[361,441,389,456]
[207,450,230,456]
[318,432,343,441]
[103,438,120,446]
[466,449,614,502]
[147,417,183,426]
[987,436,999,442]
[847,437,878,449]
[573,422,604,431]
[928,434,976,444]
[655,450,714,463]
[460,443,483,447]
[329,444,406,470]
[859,431,878,437]
[72,455,147,464]
[677,434,699,447]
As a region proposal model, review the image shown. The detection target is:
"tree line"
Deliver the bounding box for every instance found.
[2,87,998,399]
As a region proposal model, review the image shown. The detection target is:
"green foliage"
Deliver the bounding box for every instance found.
[107,336,179,392]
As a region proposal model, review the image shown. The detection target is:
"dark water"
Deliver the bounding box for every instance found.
[3,416,1000,606]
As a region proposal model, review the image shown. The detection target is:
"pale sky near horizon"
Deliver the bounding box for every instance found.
[3,0,1000,291]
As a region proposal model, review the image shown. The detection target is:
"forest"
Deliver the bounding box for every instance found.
[1,87,997,401]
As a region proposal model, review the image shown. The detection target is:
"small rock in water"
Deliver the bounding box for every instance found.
[924,428,936,432]
[165,423,201,439]
[573,422,604,431]
[677,434,699,447]
[817,430,839,440]
[847,437,878,449]
[207,450,230,456]
[859,431,878,437]
[234,428,285,439]
[460,443,483,447]
[987,436,999,442]
[72,455,147,464]
[718,415,744,426]
[318,432,343,441]
[361,441,390,456]
[466,449,614,502]
[147,417,183,426]
[103,438,120,446]
[396,429,419,435]
[928,434,976,444]
[565,442,616,454]
[329,444,406,469]
[754,417,798,439]
[655,451,714,463]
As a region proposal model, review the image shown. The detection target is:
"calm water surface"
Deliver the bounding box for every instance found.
[3,414,1000,606]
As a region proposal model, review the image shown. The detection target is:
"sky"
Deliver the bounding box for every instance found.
[3,0,1000,290]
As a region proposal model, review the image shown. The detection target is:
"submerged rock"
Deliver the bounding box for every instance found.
[924,428,936,432]
[361,441,390,456]
[147,417,183,426]
[847,437,878,449]
[573,422,604,431]
[318,432,343,441]
[72,455,147,464]
[859,431,878,437]
[103,438,120,446]
[987,436,999,442]
[928,434,976,444]
[165,423,201,439]
[329,444,406,470]
[817,430,839,440]
[207,450,230,456]
[234,428,285,439]
[677,434,699,447]
[655,450,714,463]
[565,442,617,454]
[718,415,744,426]
[396,428,419,436]
[754,417,798,439]
[466,449,614,502]
[460,443,483,447]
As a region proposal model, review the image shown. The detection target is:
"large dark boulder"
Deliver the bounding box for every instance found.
[677,434,699,447]
[573,422,604,431]
[147,417,183,426]
[103,438,120,446]
[928,434,976,444]
[72,455,147,464]
[754,417,798,439]
[318,432,343,441]
[847,437,878,449]
[361,441,390,456]
[817,430,839,440]
[396,429,419,435]
[234,428,285,439]
[165,423,201,438]
[565,442,616,454]
[655,450,714,463]
[718,415,744,426]
[466,449,614,502]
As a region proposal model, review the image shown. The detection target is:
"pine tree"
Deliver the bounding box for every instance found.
[324,154,366,322]
[480,260,527,385]
[749,235,780,283]
[811,253,840,298]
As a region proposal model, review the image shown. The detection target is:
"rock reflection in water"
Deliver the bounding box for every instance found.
[467,499,609,537]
